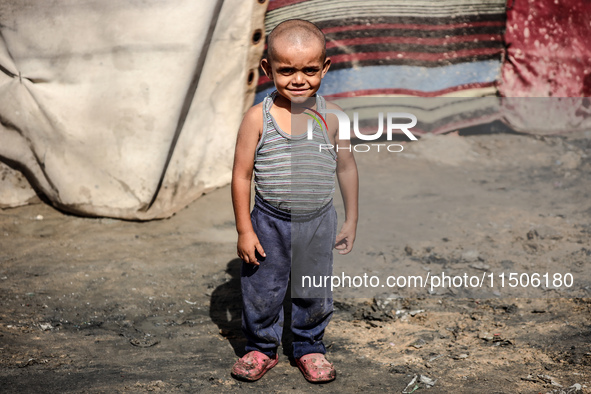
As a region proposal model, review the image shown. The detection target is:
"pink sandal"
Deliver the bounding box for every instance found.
[231,351,279,381]
[296,353,336,383]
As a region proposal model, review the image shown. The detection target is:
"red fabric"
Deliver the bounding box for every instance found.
[322,21,505,34]
[325,34,504,49]
[500,0,591,97]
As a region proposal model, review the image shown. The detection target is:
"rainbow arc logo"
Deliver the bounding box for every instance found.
[304,107,328,132]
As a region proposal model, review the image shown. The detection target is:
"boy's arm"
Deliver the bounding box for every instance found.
[330,107,359,255]
[231,105,266,265]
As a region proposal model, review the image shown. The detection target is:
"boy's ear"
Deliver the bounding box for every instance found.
[260,58,273,80]
[321,57,331,78]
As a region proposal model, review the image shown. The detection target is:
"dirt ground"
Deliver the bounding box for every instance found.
[1,129,591,393]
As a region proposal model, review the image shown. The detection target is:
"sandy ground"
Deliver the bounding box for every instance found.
[1,129,591,393]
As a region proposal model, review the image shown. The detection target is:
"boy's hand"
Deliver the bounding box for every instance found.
[237,231,266,266]
[334,221,356,255]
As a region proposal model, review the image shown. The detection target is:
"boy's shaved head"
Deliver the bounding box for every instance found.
[267,19,326,61]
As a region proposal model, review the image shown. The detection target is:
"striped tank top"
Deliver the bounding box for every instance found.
[254,91,337,213]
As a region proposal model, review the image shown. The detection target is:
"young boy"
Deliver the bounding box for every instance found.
[230,19,358,383]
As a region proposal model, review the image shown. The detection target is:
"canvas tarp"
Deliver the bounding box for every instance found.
[0,0,268,219]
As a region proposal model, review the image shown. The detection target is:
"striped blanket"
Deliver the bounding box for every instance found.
[255,0,506,135]
[257,0,506,101]
[255,0,506,134]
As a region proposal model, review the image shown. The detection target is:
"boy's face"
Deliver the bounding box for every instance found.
[261,39,330,104]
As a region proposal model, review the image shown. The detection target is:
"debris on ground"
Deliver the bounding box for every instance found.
[538,374,562,387]
[402,374,437,393]
[354,294,404,323]
[545,383,584,394]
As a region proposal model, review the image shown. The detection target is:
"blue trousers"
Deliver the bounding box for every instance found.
[241,195,337,359]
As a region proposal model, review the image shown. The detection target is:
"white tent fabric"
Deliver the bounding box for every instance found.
[0,0,267,219]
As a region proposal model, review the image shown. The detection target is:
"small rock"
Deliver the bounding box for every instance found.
[461,250,479,261]
[409,309,424,317]
[478,331,494,341]
[453,353,469,360]
[35,215,44,221]
[404,245,413,256]
[527,229,538,240]
[409,338,427,349]
[470,262,490,271]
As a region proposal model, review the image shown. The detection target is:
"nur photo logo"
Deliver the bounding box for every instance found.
[304,108,418,153]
